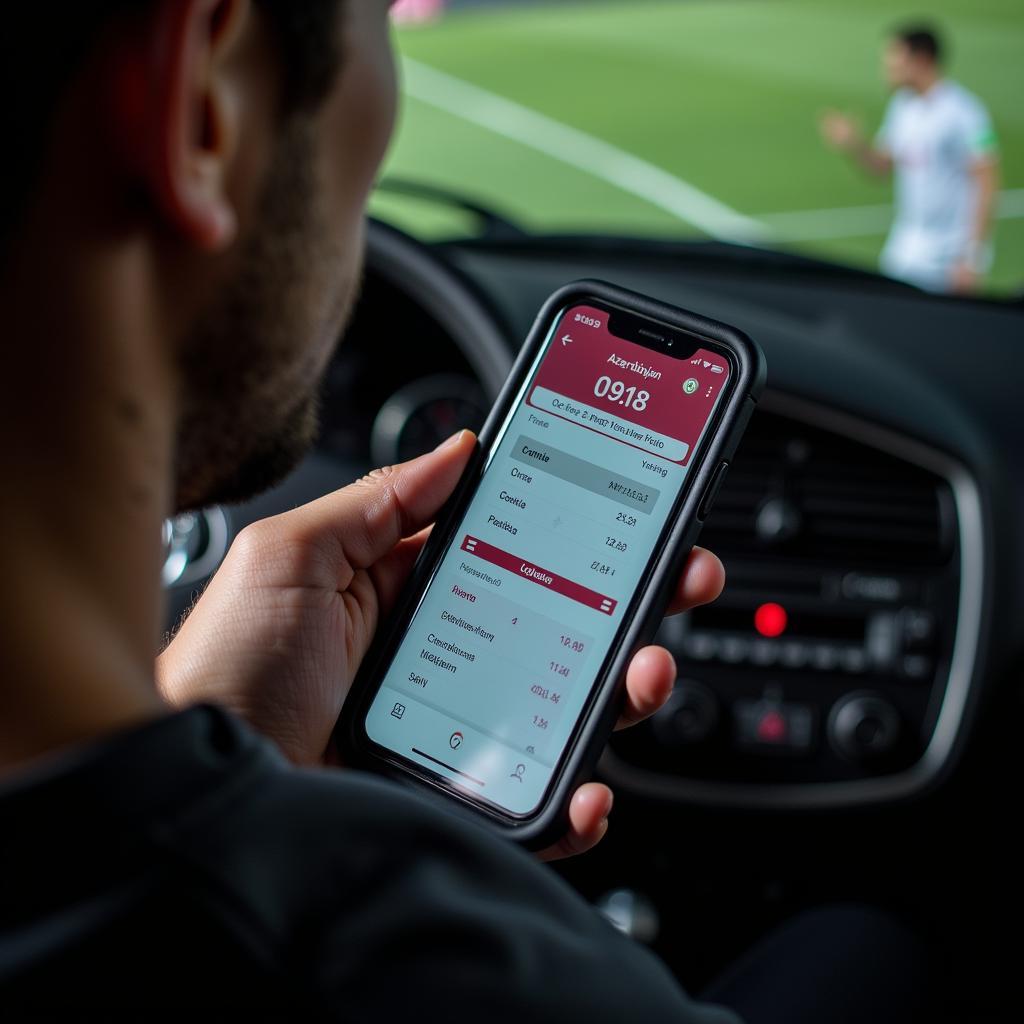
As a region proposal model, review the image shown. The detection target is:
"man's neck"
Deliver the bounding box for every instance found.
[914,71,943,96]
[0,224,175,771]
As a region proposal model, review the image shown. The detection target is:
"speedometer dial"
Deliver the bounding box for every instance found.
[371,374,487,466]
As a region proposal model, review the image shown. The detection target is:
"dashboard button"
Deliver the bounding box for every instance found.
[811,644,840,671]
[749,640,779,666]
[697,462,730,521]
[902,654,934,680]
[720,636,749,663]
[653,680,719,747]
[684,634,717,661]
[780,642,810,669]
[902,608,936,648]
[866,613,900,669]
[734,699,814,754]
[756,709,788,743]
[841,648,867,673]
[828,693,901,761]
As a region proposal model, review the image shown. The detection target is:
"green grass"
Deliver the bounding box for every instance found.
[371,0,1024,294]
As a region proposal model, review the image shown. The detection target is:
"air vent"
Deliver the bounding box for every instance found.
[702,412,953,567]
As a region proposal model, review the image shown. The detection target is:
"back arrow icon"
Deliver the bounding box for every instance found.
[561,335,573,346]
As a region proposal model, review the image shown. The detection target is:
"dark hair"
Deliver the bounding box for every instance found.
[0,1,343,247]
[892,24,943,64]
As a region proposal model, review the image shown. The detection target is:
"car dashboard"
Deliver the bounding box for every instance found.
[163,219,1023,1008]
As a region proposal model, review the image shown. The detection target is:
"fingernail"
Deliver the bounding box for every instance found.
[435,429,466,451]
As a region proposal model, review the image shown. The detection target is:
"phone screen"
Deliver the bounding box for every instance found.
[363,302,731,815]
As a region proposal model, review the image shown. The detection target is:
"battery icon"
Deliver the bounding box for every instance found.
[710,364,724,374]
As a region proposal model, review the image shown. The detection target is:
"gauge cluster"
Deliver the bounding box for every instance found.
[369,373,486,466]
[319,270,493,466]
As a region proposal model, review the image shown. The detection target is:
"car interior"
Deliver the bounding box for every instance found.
[163,215,1022,1017]
[161,2,1022,1017]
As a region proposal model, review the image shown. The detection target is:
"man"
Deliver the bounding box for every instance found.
[0,2,932,1019]
[0,0,736,1016]
[820,24,1000,294]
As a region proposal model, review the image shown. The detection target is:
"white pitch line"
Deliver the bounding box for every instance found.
[757,203,892,241]
[401,57,767,243]
[757,188,1024,242]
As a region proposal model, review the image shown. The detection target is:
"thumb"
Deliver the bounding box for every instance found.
[284,429,477,582]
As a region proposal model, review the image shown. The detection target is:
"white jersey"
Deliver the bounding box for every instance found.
[875,80,998,290]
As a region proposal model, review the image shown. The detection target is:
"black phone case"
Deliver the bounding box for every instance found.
[337,279,766,849]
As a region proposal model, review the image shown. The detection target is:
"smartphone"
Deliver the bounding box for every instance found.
[339,280,765,847]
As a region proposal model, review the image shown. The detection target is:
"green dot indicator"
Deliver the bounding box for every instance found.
[683,378,699,395]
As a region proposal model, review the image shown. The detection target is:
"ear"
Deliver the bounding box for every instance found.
[131,0,253,250]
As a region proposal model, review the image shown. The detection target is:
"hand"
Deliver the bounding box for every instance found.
[819,109,862,151]
[158,430,725,860]
[949,261,980,295]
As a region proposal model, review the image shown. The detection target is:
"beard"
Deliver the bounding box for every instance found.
[173,117,358,512]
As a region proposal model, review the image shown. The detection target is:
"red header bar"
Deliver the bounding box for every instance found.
[527,304,729,466]
[460,535,617,615]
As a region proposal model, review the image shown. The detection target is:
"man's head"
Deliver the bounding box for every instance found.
[1,1,398,510]
[884,24,944,92]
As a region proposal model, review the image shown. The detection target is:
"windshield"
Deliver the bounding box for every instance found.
[370,0,1022,299]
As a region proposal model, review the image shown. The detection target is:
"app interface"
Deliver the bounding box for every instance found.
[365,304,730,814]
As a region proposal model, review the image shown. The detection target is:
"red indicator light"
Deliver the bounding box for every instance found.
[754,602,787,638]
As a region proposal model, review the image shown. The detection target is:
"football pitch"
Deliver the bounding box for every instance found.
[372,0,1024,294]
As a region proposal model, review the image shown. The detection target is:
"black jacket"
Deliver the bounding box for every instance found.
[0,705,739,1021]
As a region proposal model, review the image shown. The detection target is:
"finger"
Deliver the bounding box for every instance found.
[615,645,676,730]
[538,783,613,862]
[665,546,725,617]
[285,430,476,585]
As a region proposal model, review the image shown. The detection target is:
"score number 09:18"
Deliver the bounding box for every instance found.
[594,375,650,412]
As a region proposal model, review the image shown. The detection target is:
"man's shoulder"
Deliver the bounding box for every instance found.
[178,754,524,883]
[171,753,593,938]
[213,764,739,1022]
[132,714,737,1022]
[938,80,990,119]
[160,757,726,1021]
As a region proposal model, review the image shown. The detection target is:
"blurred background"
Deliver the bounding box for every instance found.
[373,0,1023,296]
